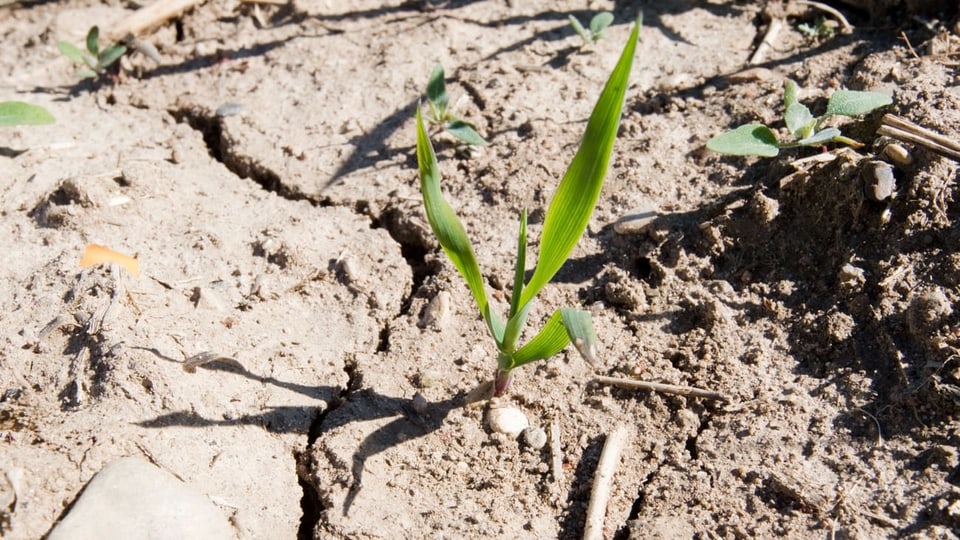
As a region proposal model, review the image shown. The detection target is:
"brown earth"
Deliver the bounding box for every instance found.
[1,1,959,539]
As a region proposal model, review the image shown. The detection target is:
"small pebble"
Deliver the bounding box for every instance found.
[882,143,913,167]
[486,405,529,438]
[613,201,659,235]
[215,102,244,117]
[419,291,451,331]
[411,392,429,415]
[522,426,547,450]
[862,160,896,202]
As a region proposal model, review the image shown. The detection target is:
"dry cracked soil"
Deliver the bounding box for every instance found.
[2,0,960,538]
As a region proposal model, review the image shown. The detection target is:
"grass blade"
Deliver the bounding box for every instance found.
[508,210,527,319]
[517,17,640,311]
[511,308,597,368]
[416,107,503,342]
[0,101,54,126]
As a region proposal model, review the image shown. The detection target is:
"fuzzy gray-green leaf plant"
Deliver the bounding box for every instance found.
[423,64,487,146]
[58,26,127,80]
[707,79,892,157]
[416,17,641,396]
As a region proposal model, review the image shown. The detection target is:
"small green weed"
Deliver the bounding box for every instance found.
[423,64,487,146]
[798,17,836,40]
[569,12,615,45]
[707,79,892,157]
[415,18,641,396]
[0,101,54,126]
[57,26,127,80]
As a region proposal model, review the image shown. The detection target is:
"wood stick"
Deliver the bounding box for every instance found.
[583,425,631,540]
[108,0,205,39]
[550,421,563,485]
[593,376,729,401]
[878,114,960,162]
[749,18,783,65]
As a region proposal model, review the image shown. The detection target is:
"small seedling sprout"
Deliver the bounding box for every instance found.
[58,26,128,80]
[0,101,54,126]
[423,65,487,146]
[569,12,615,45]
[707,79,892,157]
[416,17,641,396]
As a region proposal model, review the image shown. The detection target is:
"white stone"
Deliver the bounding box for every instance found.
[47,457,234,540]
[486,406,529,438]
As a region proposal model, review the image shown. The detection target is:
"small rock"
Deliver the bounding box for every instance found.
[862,160,896,202]
[411,392,429,415]
[47,457,234,540]
[522,426,547,450]
[486,405,529,438]
[882,143,913,167]
[613,201,659,236]
[418,291,451,331]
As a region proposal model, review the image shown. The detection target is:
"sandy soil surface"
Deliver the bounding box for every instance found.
[1,0,959,538]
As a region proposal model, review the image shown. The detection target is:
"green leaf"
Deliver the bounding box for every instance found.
[590,12,614,35]
[516,17,640,312]
[58,41,87,65]
[568,15,589,42]
[825,89,892,117]
[511,310,569,368]
[0,101,55,126]
[75,68,98,79]
[784,102,815,139]
[86,26,100,55]
[706,124,780,157]
[511,308,597,368]
[426,64,449,113]
[416,107,503,342]
[98,44,127,69]
[508,210,527,319]
[783,79,798,110]
[796,127,840,146]
[446,119,487,146]
[560,308,598,365]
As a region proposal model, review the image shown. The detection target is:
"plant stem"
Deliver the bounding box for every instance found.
[493,369,513,397]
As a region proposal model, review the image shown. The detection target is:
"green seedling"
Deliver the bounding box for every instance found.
[707,79,892,157]
[423,64,487,146]
[415,18,641,396]
[798,17,836,40]
[0,101,54,126]
[569,12,615,45]
[58,26,127,79]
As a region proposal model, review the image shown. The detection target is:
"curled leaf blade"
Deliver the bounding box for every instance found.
[796,127,841,146]
[416,107,502,341]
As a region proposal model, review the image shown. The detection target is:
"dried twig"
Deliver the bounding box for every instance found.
[593,376,729,401]
[583,425,631,540]
[877,114,960,163]
[550,421,563,485]
[183,351,243,373]
[750,17,784,65]
[109,0,206,39]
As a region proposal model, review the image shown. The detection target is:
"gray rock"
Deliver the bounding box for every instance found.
[613,202,659,235]
[47,457,234,540]
[862,160,896,202]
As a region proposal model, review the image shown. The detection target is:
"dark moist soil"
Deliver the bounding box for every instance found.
[1,1,959,539]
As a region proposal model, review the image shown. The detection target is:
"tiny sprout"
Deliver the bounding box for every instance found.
[423,64,487,146]
[0,101,54,126]
[569,12,615,45]
[415,17,642,396]
[58,26,128,80]
[707,79,892,157]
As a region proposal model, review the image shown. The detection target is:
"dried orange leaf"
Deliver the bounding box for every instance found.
[80,243,140,277]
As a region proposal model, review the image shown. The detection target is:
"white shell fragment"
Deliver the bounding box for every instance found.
[486,406,529,438]
[862,160,896,202]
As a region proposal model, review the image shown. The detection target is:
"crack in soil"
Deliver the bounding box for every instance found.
[168,106,313,203]
[296,357,362,540]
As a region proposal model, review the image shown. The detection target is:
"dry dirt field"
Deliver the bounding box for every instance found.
[2,0,960,538]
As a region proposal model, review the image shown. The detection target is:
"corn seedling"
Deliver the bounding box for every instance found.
[58,26,127,80]
[707,79,891,157]
[423,64,487,146]
[569,12,614,45]
[0,101,54,126]
[416,18,640,396]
